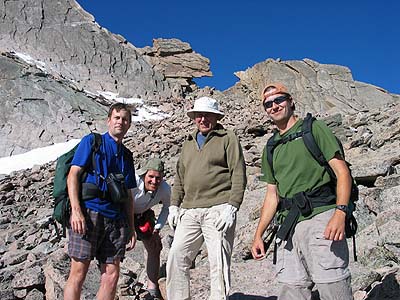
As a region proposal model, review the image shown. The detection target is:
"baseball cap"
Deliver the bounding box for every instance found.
[137,158,165,176]
[261,82,291,102]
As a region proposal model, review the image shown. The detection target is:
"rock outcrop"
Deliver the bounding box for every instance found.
[138,38,212,96]
[0,0,211,101]
[233,58,399,115]
[0,0,164,98]
[0,0,212,156]
[0,53,109,157]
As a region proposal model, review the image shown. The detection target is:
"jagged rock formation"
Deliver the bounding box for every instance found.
[0,0,211,157]
[233,58,399,115]
[0,0,210,101]
[138,38,212,96]
[0,0,163,98]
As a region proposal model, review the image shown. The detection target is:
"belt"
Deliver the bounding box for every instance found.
[276,183,336,250]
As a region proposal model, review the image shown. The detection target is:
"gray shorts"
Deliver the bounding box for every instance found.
[276,209,350,285]
[68,208,129,264]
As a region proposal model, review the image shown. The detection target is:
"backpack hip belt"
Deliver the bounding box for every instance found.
[276,183,336,250]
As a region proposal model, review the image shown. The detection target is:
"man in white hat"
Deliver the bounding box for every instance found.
[166,96,247,300]
[133,158,170,300]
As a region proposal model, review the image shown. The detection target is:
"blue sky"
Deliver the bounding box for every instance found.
[78,0,399,94]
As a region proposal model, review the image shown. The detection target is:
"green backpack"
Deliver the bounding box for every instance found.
[52,133,102,237]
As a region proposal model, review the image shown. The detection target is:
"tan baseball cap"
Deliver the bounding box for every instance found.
[261,82,291,102]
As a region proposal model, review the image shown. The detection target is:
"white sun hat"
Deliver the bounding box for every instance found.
[186,96,224,120]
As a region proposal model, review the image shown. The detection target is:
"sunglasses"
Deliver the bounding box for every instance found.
[263,95,290,110]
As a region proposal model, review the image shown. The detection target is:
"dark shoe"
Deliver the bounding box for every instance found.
[147,287,163,300]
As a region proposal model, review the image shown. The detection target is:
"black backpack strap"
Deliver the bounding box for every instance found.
[122,145,133,162]
[301,113,336,180]
[92,133,102,152]
[266,130,279,179]
[90,133,103,186]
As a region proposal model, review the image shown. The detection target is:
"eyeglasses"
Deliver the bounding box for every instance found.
[263,95,290,110]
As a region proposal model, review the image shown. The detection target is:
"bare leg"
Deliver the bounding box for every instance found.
[97,260,121,300]
[142,232,163,291]
[64,258,91,300]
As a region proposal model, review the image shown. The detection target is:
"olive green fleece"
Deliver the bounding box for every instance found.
[171,124,247,209]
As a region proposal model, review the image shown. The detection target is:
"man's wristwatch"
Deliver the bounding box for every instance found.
[335,205,348,215]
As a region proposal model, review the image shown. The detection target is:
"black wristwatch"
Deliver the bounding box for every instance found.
[335,205,348,215]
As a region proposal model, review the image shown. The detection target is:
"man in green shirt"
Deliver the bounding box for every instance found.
[251,83,353,300]
[166,96,247,300]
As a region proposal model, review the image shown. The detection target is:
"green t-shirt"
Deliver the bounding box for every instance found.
[260,118,342,221]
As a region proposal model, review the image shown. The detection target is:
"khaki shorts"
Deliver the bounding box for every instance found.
[68,208,129,264]
[276,209,350,285]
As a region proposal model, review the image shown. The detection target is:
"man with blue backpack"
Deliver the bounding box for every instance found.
[251,83,353,299]
[63,103,137,300]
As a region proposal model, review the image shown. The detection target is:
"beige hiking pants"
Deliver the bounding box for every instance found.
[276,209,352,299]
[166,204,236,300]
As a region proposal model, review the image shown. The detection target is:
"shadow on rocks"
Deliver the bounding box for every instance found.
[229,293,277,300]
[365,272,400,300]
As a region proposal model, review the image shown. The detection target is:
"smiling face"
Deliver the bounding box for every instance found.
[143,170,163,192]
[107,108,131,142]
[194,112,218,135]
[263,90,295,127]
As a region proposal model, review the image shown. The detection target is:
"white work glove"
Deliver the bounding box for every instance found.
[214,204,238,232]
[168,205,180,230]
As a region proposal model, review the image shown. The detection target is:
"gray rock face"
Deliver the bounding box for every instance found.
[233,58,399,115]
[0,0,165,98]
[0,0,211,102]
[0,53,108,157]
[0,0,213,157]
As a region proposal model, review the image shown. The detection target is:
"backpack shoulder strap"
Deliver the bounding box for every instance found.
[89,133,103,184]
[266,130,279,177]
[91,133,102,152]
[265,126,304,179]
[301,113,336,180]
[122,144,133,160]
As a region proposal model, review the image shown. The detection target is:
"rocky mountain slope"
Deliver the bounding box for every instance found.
[1,0,400,299]
[0,0,211,157]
